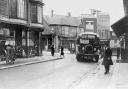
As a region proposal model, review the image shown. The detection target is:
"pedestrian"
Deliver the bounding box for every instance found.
[102,44,113,74]
[10,45,16,64]
[117,47,120,59]
[51,45,55,56]
[5,44,11,64]
[60,46,64,58]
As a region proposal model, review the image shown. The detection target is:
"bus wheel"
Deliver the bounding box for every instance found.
[77,58,81,62]
[76,55,80,62]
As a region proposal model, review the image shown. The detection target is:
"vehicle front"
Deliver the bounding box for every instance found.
[76,33,100,62]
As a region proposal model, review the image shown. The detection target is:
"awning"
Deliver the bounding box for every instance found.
[111,16,128,38]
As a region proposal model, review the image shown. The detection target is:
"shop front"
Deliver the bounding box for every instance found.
[15,26,43,58]
[111,16,128,62]
[0,22,43,58]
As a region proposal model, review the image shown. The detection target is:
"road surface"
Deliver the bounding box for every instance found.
[0,54,98,89]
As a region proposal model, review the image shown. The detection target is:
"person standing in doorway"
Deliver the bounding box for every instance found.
[51,45,55,56]
[60,46,64,58]
[102,44,113,74]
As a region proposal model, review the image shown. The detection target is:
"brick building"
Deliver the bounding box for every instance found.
[42,13,84,53]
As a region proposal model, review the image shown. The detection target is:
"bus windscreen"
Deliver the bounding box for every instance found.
[81,34,96,39]
[80,39,89,44]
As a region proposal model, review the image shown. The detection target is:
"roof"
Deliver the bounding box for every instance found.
[44,15,82,27]
[42,19,53,35]
[111,16,128,38]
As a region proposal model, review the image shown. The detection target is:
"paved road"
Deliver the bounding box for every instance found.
[0,54,98,89]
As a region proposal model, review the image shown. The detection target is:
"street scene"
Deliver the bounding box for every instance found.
[0,0,127,89]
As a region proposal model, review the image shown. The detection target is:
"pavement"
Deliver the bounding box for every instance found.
[70,56,128,89]
[0,51,62,70]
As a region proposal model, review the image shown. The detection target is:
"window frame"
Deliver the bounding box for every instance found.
[17,0,27,19]
[31,3,43,24]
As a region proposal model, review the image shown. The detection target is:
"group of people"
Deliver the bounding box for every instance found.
[0,44,16,64]
[51,45,64,58]
[5,44,16,64]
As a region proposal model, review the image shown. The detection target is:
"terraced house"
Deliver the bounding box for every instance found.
[42,13,84,53]
[0,0,44,57]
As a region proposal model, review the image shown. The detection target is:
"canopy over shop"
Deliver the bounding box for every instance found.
[111,16,128,38]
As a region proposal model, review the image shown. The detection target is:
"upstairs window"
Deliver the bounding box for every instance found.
[17,0,27,19]
[31,4,37,22]
[37,5,42,23]
[31,3,42,23]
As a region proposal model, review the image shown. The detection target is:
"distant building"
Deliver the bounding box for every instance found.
[97,13,110,39]
[42,12,84,52]
[81,14,97,33]
[81,11,110,40]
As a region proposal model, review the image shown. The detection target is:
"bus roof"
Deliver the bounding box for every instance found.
[78,32,99,37]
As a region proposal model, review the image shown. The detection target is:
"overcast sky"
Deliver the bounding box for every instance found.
[43,0,124,25]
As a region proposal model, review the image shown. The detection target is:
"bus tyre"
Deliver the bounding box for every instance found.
[76,55,80,62]
[77,57,81,62]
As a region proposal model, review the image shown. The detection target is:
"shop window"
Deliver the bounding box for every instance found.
[10,30,15,37]
[0,28,10,36]
[28,32,34,46]
[22,31,25,37]
[22,31,26,46]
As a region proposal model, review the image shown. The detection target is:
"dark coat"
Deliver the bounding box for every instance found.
[51,45,55,56]
[60,47,64,55]
[102,48,113,66]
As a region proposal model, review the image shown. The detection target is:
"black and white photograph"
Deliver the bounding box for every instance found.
[0,0,126,89]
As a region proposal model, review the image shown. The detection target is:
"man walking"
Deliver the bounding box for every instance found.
[51,45,55,56]
[102,45,113,74]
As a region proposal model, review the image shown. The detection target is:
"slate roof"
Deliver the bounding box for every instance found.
[42,18,53,35]
[44,15,82,27]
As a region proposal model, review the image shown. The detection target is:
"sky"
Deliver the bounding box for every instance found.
[43,0,124,25]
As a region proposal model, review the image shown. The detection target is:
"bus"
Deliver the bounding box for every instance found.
[76,32,101,62]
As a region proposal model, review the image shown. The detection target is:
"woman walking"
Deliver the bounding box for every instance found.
[51,45,55,56]
[102,45,113,74]
[60,46,64,58]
